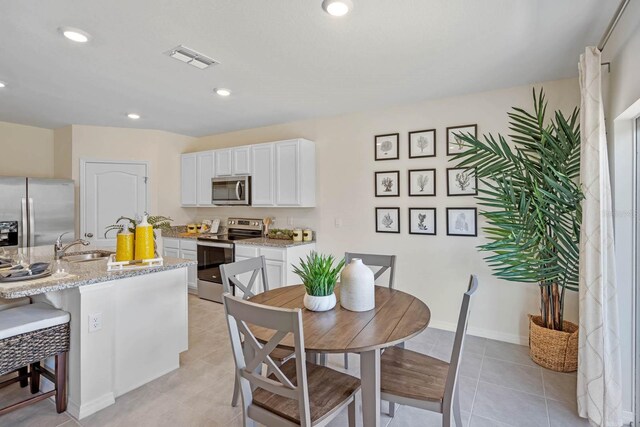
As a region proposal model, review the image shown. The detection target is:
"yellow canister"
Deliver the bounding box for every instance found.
[134,215,155,260]
[115,226,134,262]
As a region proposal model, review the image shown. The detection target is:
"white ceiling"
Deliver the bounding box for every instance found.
[0,0,617,137]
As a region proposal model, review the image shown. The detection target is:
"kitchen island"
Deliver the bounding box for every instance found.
[0,246,194,420]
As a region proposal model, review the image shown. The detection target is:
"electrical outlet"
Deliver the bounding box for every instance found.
[88,313,103,333]
[335,217,342,228]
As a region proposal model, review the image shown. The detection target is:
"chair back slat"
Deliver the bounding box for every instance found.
[223,294,312,426]
[443,275,479,414]
[345,252,397,288]
[220,256,269,299]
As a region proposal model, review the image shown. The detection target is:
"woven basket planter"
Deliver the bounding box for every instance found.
[528,315,578,372]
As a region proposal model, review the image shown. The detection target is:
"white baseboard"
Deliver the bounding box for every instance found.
[427,320,528,345]
[67,392,115,420]
[622,410,634,426]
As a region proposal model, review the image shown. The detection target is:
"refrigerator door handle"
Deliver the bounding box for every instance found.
[28,198,35,247]
[21,198,28,247]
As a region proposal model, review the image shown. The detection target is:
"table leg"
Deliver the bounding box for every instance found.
[360,349,380,427]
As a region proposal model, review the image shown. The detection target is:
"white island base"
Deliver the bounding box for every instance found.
[33,267,188,420]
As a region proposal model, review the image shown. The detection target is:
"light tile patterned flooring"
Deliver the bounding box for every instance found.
[0,294,587,427]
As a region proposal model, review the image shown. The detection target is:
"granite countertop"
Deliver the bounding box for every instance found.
[0,246,196,299]
[161,226,200,239]
[235,237,316,248]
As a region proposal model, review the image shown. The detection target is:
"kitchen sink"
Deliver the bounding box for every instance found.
[61,250,113,263]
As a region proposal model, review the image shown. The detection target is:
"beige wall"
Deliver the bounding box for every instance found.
[188,77,581,343]
[61,125,196,234]
[0,121,54,178]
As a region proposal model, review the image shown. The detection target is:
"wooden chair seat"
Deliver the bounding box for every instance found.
[253,359,360,424]
[381,346,449,405]
[270,346,295,362]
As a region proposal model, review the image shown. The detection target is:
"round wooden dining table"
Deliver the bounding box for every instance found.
[248,284,431,427]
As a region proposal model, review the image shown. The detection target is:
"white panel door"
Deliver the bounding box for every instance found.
[181,154,197,206]
[265,260,286,288]
[82,161,148,249]
[275,140,300,206]
[215,149,232,176]
[180,248,198,290]
[251,144,275,206]
[163,247,179,258]
[232,147,251,175]
[196,151,214,206]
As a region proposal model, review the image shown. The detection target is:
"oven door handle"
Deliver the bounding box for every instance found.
[197,241,234,249]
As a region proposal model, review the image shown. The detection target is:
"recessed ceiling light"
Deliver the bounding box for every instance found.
[322,0,353,16]
[214,88,231,97]
[0,81,5,89]
[127,113,141,120]
[59,27,91,43]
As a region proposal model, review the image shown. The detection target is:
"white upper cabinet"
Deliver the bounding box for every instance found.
[275,139,315,207]
[182,139,315,208]
[196,151,214,206]
[214,149,232,177]
[180,153,197,206]
[232,146,251,175]
[251,143,275,206]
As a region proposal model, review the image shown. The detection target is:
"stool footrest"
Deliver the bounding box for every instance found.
[0,390,56,417]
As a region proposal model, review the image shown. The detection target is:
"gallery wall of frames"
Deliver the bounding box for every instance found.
[374,125,479,237]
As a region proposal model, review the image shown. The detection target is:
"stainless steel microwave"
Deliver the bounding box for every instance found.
[211,176,251,205]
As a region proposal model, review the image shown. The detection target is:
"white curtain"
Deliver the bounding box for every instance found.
[577,46,622,427]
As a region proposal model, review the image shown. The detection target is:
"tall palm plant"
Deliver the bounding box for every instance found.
[451,89,582,331]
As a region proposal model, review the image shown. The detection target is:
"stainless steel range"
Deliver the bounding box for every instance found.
[196,217,263,303]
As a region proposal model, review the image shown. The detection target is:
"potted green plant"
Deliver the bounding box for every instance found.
[451,89,582,372]
[292,252,345,312]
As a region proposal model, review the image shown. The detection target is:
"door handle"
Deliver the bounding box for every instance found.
[28,198,34,247]
[85,232,94,238]
[235,181,241,200]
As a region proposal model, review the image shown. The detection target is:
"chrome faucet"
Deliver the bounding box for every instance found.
[54,232,90,260]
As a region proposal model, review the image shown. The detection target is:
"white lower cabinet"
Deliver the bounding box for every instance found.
[162,237,198,291]
[234,243,316,289]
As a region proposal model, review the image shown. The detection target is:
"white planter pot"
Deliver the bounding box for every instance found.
[303,292,337,312]
[340,258,375,312]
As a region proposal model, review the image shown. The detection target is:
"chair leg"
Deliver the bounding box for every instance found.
[231,376,240,407]
[389,401,397,417]
[452,386,462,427]
[18,367,28,388]
[54,352,67,413]
[347,397,359,427]
[343,353,349,369]
[30,362,41,394]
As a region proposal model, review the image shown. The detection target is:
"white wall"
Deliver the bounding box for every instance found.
[188,77,581,344]
[0,120,54,177]
[602,0,640,421]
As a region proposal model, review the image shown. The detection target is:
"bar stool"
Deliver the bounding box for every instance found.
[0,302,70,416]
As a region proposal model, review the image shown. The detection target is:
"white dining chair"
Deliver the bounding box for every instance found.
[223,293,361,427]
[220,256,294,407]
[380,275,479,426]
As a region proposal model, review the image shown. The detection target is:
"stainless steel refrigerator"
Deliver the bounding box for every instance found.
[0,177,75,248]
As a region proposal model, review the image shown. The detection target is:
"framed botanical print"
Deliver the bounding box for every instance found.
[375,171,400,197]
[376,207,400,233]
[446,124,477,156]
[408,129,436,158]
[409,208,436,235]
[446,207,477,237]
[408,169,436,196]
[375,133,399,160]
[446,167,477,196]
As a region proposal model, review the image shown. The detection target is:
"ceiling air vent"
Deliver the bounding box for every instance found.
[166,45,219,69]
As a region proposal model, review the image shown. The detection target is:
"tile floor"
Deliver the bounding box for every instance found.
[0,294,588,427]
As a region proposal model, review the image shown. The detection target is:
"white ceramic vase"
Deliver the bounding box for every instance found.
[303,292,337,312]
[340,258,375,312]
